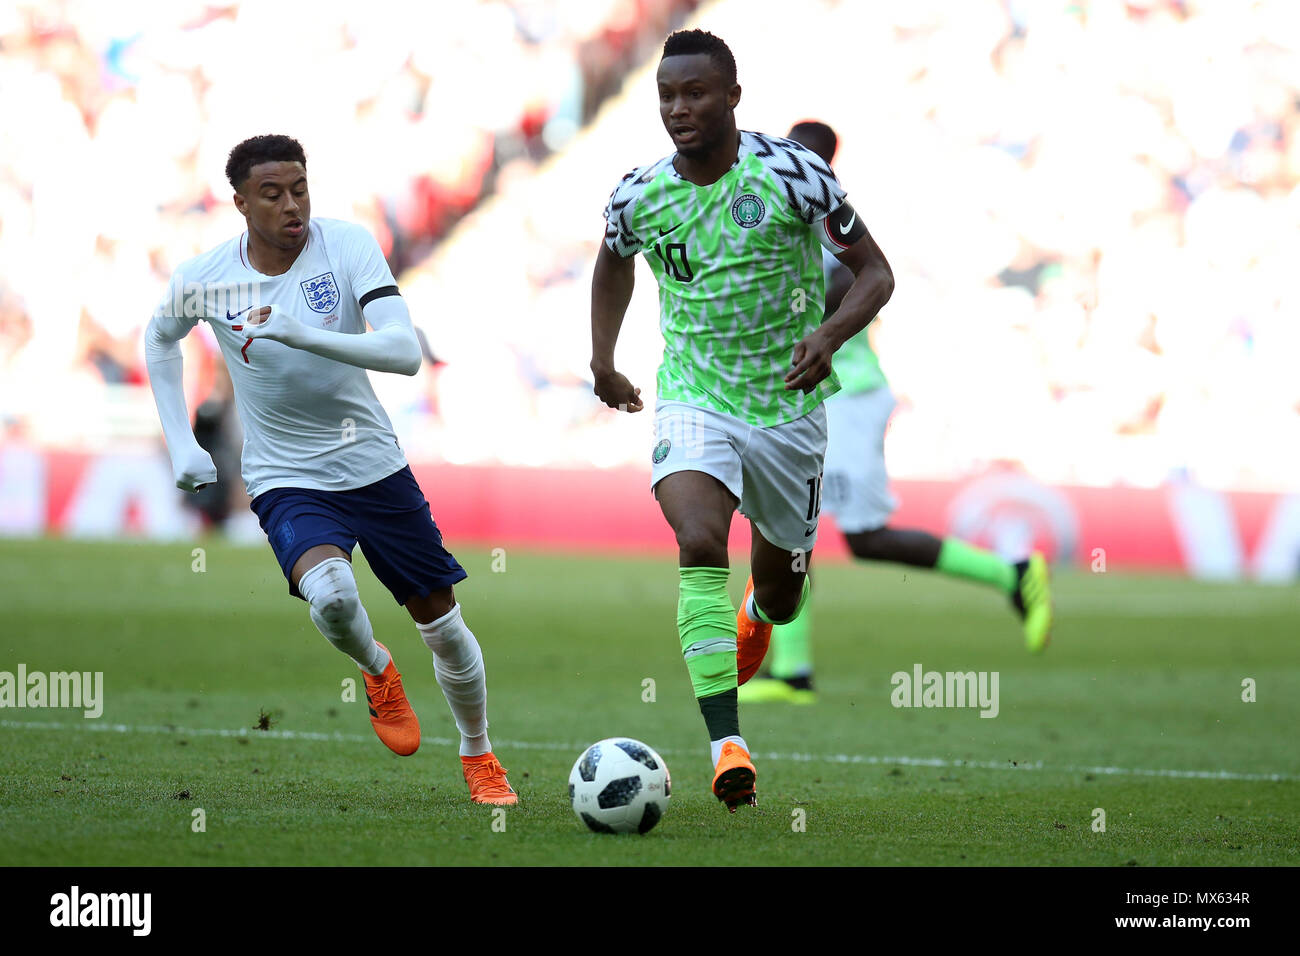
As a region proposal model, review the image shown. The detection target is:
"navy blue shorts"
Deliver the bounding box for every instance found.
[250,466,467,604]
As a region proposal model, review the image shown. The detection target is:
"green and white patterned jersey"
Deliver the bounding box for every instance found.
[824,249,887,395]
[604,130,856,427]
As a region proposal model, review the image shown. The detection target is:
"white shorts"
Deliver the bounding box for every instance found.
[821,387,898,533]
[651,401,828,552]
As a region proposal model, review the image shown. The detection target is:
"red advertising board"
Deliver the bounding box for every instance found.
[3,445,1295,580]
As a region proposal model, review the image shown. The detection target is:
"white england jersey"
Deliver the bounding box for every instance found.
[153,218,409,498]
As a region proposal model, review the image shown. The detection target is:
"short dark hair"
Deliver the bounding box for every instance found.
[787,121,838,165]
[662,29,737,85]
[225,134,307,191]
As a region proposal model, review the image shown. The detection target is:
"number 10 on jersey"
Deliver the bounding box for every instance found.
[654,242,694,282]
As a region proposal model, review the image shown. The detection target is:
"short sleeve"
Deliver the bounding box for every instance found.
[603,168,646,258]
[341,223,399,304]
[781,141,848,227]
[759,135,864,254]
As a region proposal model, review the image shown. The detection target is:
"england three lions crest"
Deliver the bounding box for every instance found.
[301,272,340,314]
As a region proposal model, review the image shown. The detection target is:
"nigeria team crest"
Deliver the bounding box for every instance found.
[731,193,765,228]
[301,272,340,314]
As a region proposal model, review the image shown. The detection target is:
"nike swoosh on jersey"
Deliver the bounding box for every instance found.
[658,223,683,236]
[226,306,254,321]
[837,214,856,236]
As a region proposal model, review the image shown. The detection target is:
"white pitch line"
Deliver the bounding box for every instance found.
[3,718,1296,783]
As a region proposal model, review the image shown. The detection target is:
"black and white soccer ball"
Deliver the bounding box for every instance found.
[568,737,671,834]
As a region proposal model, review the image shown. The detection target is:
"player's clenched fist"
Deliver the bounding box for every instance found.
[244,304,305,347]
[785,327,836,393]
[591,368,644,413]
[173,445,217,492]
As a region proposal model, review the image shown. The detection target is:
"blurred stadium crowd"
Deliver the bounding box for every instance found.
[1,0,1297,495]
[0,0,695,448]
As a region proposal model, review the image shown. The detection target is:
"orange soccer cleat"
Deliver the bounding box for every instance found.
[736,575,774,686]
[712,741,757,812]
[462,752,518,806]
[362,642,421,756]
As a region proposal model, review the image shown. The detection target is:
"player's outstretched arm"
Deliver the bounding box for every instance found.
[590,241,643,412]
[786,218,895,392]
[243,297,421,375]
[144,311,217,492]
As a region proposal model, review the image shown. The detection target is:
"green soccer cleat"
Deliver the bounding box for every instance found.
[1012,552,1053,653]
[737,676,818,705]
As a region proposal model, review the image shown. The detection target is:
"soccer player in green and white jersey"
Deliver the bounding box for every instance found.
[590,31,895,810]
[740,121,1053,706]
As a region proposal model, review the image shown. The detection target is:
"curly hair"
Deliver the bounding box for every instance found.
[225,135,307,190]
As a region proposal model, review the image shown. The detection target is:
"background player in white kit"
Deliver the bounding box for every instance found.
[144,135,516,805]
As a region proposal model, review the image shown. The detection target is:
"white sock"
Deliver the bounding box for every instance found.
[416,602,491,757]
[710,734,748,766]
[298,558,390,676]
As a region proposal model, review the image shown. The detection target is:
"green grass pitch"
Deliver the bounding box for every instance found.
[1,538,1296,866]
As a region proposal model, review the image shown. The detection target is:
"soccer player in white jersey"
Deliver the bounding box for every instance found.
[144,135,515,805]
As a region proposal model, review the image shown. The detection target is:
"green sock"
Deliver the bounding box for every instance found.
[936,539,1017,593]
[770,603,813,679]
[677,567,737,699]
